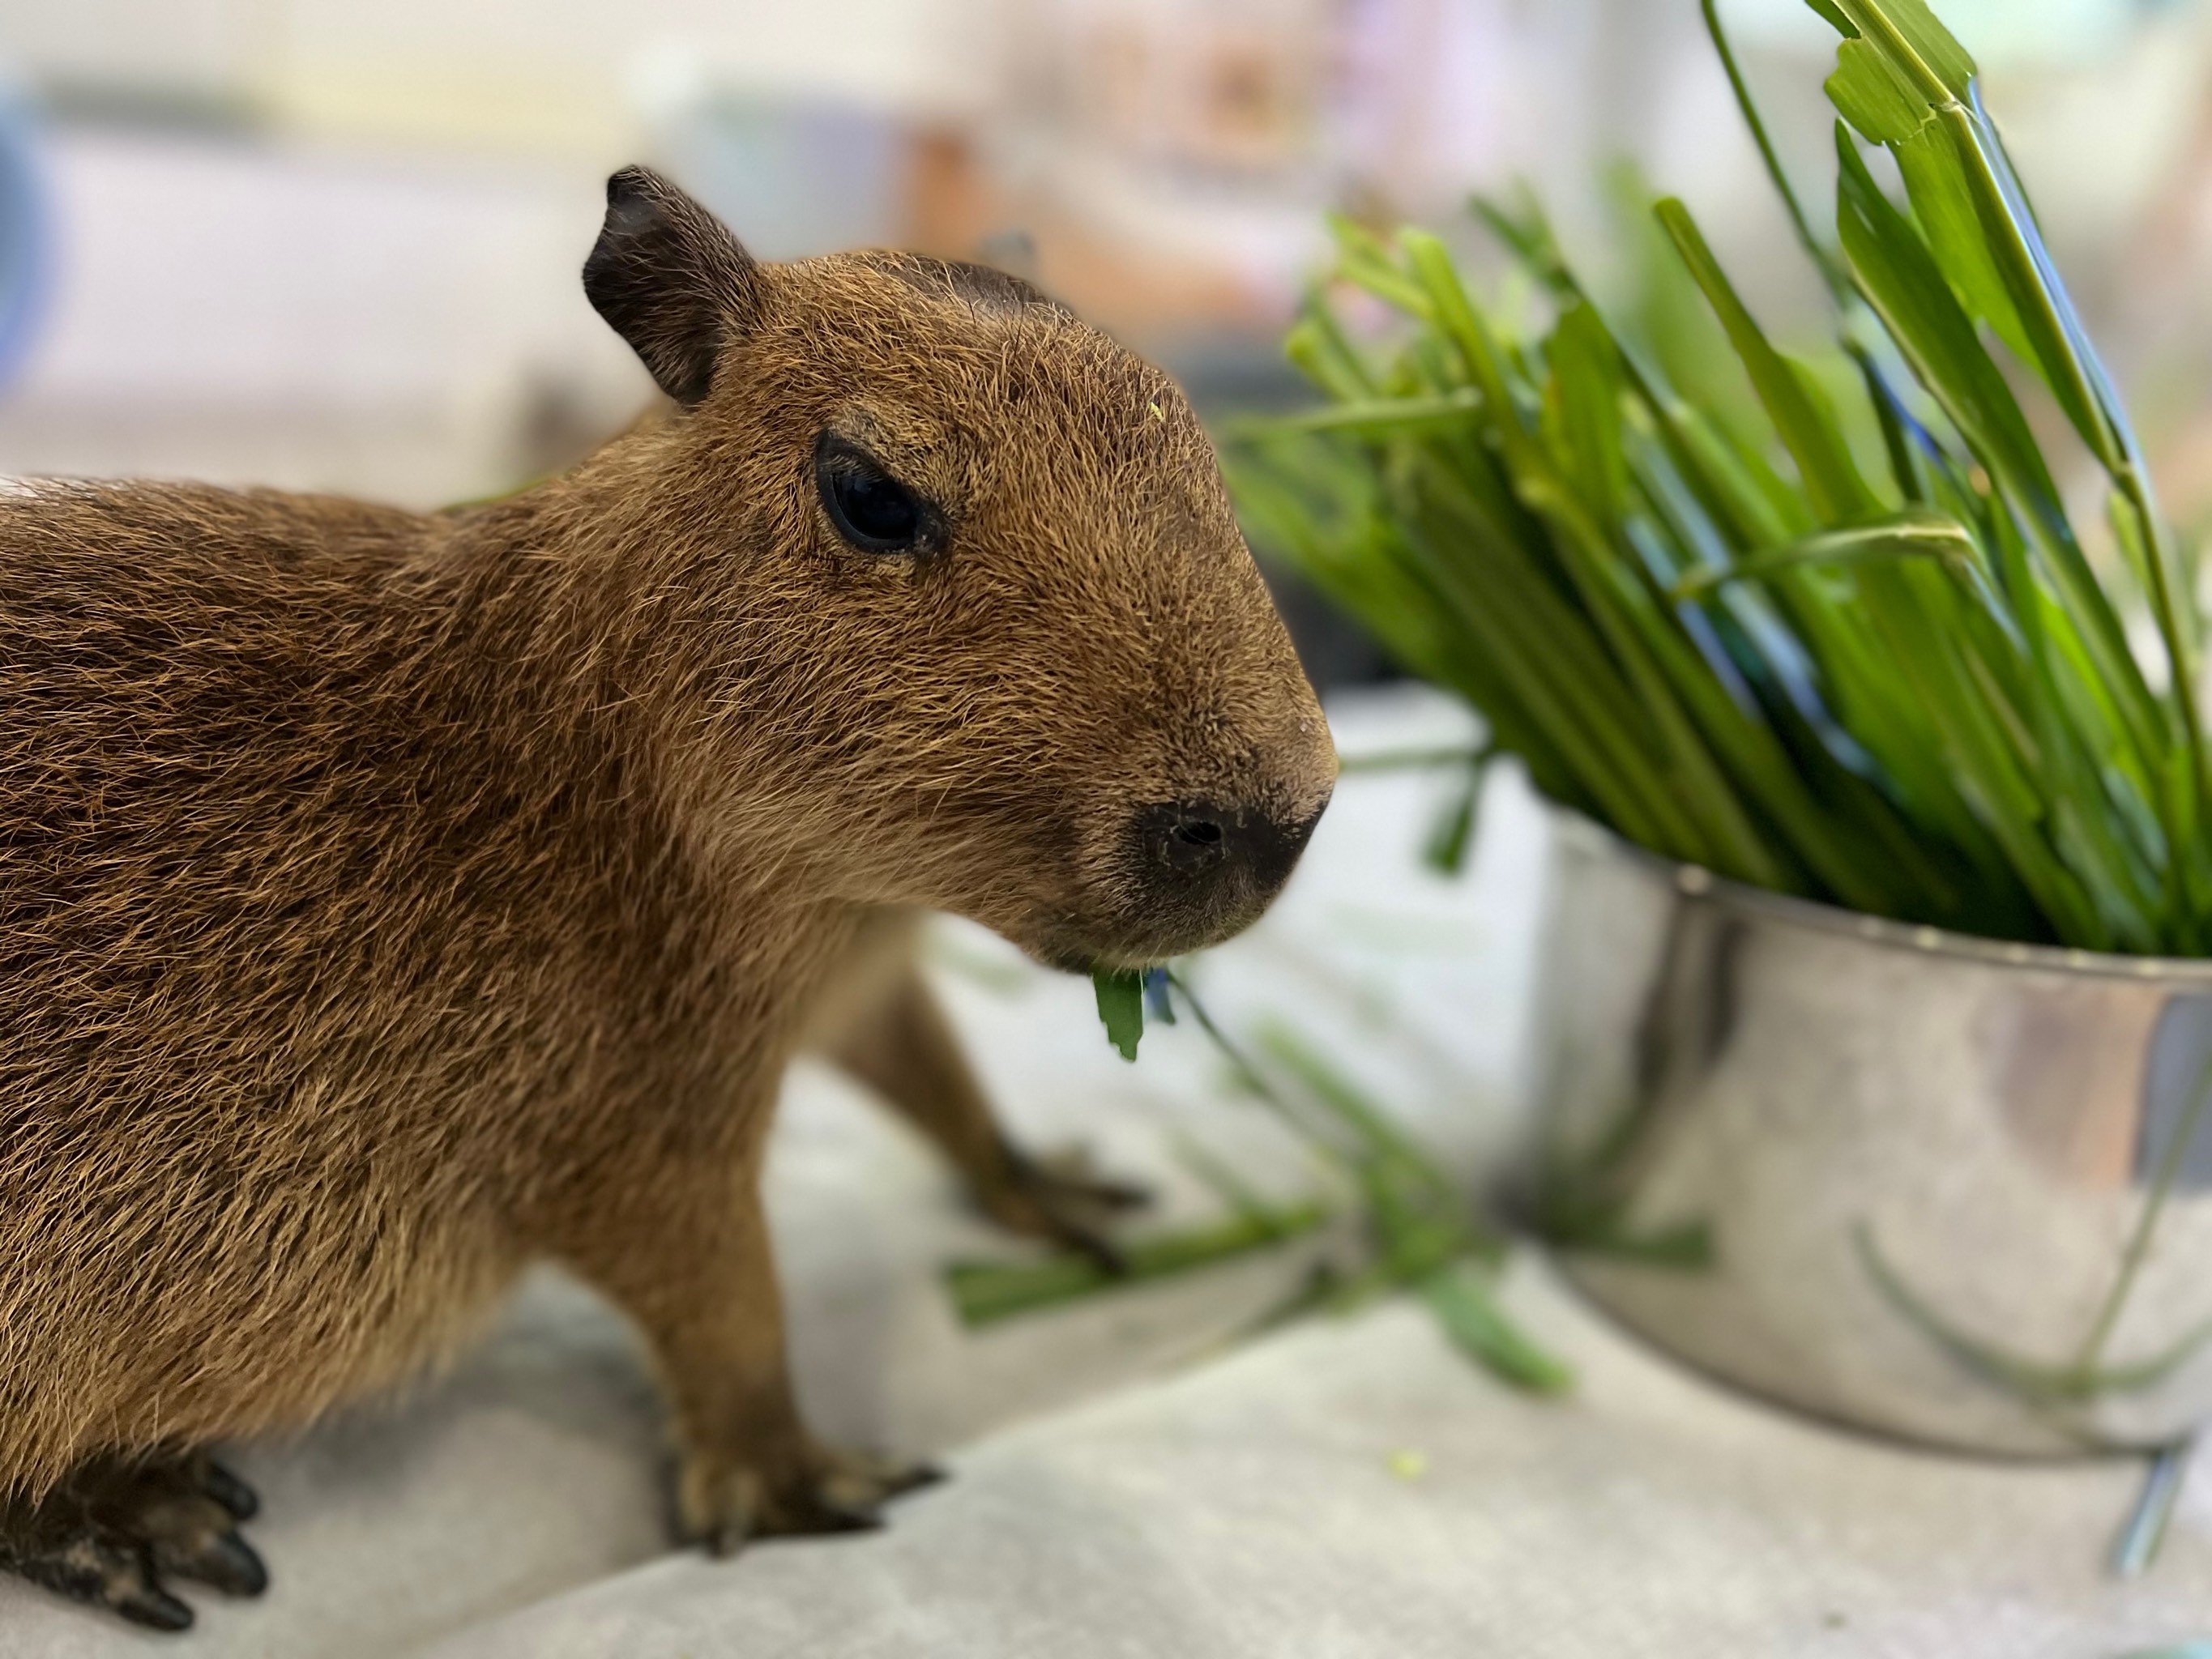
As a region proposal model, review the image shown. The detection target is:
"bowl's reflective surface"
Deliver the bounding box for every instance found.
[1535,817,2212,1455]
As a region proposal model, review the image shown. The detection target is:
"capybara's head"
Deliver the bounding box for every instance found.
[582,168,1334,969]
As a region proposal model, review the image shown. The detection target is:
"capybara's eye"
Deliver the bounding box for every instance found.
[814,433,936,556]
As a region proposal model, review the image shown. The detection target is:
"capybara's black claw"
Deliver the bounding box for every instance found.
[1,1450,268,1631]
[197,1459,258,1523]
[154,1524,267,1597]
[982,1145,1154,1272]
[885,1461,947,1498]
[682,1444,946,1555]
[113,1577,195,1634]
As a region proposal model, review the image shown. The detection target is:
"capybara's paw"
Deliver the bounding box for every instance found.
[678,1440,943,1558]
[0,1451,265,1632]
[980,1144,1153,1272]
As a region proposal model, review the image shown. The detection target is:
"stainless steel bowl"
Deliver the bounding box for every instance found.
[1532,815,2212,1456]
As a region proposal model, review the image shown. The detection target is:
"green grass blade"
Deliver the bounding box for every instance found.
[944,1201,1335,1326]
[1093,970,1145,1061]
[1670,509,1972,597]
[1656,198,1882,527]
[1419,1264,1575,1394]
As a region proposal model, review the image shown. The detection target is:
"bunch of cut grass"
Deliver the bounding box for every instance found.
[1232,0,2212,956]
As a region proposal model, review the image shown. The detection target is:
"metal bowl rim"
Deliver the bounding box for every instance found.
[1556,812,2212,987]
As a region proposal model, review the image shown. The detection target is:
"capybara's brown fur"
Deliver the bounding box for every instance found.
[0,168,1332,1626]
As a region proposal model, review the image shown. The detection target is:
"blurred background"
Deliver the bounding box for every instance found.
[1,0,2210,684]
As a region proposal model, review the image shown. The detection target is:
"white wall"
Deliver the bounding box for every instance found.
[0,129,647,504]
[0,0,994,156]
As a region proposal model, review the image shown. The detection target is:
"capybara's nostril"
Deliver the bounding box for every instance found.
[1139,801,1232,879]
[1172,815,1224,850]
[1133,798,1325,901]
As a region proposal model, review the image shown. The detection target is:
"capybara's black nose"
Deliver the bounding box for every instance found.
[1132,798,1322,904]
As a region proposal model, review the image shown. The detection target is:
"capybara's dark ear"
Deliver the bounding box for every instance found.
[583,167,761,407]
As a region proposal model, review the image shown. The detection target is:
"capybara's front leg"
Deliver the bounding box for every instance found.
[552,1162,939,1555]
[809,911,1151,1269]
